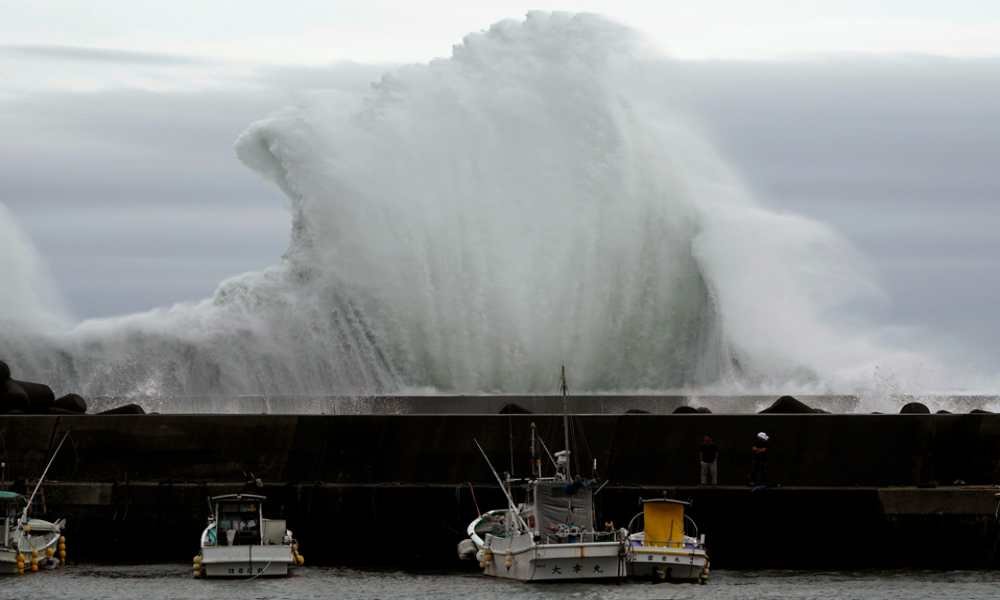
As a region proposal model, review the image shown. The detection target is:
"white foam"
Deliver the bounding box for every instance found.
[0,13,984,404]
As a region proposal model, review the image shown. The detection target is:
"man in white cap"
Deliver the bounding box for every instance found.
[750,432,769,486]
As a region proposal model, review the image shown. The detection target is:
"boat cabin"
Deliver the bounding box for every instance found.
[212,493,266,547]
[640,498,693,548]
[206,493,288,548]
[531,479,596,543]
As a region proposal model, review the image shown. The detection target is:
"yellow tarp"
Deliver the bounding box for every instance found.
[643,501,685,547]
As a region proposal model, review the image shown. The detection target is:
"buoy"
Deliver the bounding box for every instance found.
[46,547,55,558]
[31,561,39,572]
[297,554,305,566]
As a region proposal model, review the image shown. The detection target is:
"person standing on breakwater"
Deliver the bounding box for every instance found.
[749,432,769,486]
[699,435,719,485]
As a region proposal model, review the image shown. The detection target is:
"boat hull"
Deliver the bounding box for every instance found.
[628,547,708,582]
[481,533,625,581]
[200,545,294,578]
[0,548,59,575]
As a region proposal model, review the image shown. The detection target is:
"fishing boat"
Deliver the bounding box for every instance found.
[459,367,627,581]
[1,432,70,576]
[0,491,66,575]
[626,498,709,583]
[193,493,303,578]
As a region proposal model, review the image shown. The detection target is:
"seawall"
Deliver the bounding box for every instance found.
[3,411,1000,568]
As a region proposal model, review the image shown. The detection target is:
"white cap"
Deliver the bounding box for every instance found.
[757,432,769,441]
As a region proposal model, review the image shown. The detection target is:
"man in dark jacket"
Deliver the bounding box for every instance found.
[699,435,719,485]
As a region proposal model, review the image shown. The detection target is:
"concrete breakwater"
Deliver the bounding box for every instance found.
[3,411,1000,568]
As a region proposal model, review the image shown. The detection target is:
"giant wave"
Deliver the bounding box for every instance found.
[0,13,952,401]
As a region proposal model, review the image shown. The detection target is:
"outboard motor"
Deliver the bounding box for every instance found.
[457,538,477,561]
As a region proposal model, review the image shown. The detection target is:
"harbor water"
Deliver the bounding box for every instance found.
[3,565,999,599]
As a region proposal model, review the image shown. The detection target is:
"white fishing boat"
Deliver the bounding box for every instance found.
[626,498,709,583]
[1,432,70,576]
[459,367,627,581]
[194,493,303,578]
[1,491,66,575]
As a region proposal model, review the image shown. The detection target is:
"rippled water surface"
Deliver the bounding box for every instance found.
[3,565,1000,599]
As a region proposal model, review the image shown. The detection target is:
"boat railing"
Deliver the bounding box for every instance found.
[629,537,706,553]
[538,530,621,544]
[637,539,700,548]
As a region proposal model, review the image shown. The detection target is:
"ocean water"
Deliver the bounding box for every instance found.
[4,12,979,404]
[3,565,999,599]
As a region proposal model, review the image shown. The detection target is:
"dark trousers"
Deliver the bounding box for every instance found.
[750,457,767,485]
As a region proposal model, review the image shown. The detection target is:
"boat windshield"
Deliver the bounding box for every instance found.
[216,501,261,546]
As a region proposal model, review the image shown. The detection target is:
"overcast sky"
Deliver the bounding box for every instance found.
[2,2,999,369]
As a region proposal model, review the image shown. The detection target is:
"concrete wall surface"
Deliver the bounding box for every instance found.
[3,414,1000,486]
[2,414,1000,568]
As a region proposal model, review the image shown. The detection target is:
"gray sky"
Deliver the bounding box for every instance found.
[2,2,1000,369]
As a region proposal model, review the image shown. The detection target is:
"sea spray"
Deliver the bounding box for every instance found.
[0,13,953,401]
[0,202,69,335]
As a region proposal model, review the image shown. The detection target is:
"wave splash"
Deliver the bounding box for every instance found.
[0,13,947,399]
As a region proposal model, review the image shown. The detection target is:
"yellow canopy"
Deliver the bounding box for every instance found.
[642,499,686,547]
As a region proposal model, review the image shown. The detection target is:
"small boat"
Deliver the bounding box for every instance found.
[626,498,709,583]
[1,491,66,575]
[2,431,70,576]
[459,367,627,581]
[464,464,627,581]
[194,493,303,578]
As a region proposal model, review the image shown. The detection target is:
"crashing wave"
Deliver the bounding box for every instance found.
[0,13,954,399]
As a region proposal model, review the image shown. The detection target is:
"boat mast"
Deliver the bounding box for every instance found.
[530,422,540,479]
[560,365,570,479]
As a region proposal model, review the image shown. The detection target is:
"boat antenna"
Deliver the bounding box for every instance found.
[560,365,570,479]
[535,431,558,472]
[508,416,515,478]
[530,422,539,479]
[20,431,69,525]
[473,438,529,531]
